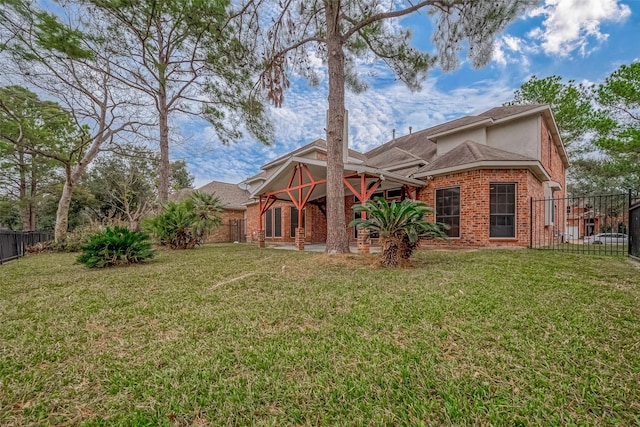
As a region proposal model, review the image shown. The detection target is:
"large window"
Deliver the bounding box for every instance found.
[490,183,516,238]
[290,207,306,237]
[265,209,272,237]
[264,207,282,238]
[273,207,282,237]
[435,187,460,238]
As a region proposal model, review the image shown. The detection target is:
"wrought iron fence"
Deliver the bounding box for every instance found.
[630,201,640,260]
[0,230,52,264]
[530,191,634,256]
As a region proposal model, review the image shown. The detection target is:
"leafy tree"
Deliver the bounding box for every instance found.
[506,75,593,151]
[590,62,640,192]
[143,191,223,249]
[170,160,194,192]
[0,195,21,230]
[259,0,534,253]
[82,152,195,230]
[82,152,157,230]
[0,86,75,231]
[0,2,147,240]
[508,65,640,194]
[81,0,272,202]
[351,198,447,267]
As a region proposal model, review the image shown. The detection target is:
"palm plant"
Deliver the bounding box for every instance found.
[184,191,223,241]
[350,198,448,267]
[143,191,223,249]
[76,226,155,268]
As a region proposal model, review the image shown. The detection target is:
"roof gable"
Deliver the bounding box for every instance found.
[416,140,536,174]
[197,181,250,210]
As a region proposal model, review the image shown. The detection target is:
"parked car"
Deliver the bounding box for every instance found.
[584,233,629,245]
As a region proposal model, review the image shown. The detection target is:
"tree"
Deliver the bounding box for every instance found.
[0,86,76,231]
[351,198,447,267]
[80,0,272,202]
[506,75,593,151]
[83,152,194,230]
[143,191,223,249]
[590,62,640,192]
[259,0,534,253]
[0,1,147,240]
[508,65,640,194]
[83,151,157,230]
[170,160,194,192]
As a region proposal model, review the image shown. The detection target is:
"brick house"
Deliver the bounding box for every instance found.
[174,181,249,243]
[227,104,568,250]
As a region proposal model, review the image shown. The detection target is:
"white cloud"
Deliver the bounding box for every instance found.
[492,35,531,69]
[181,74,517,187]
[528,0,631,57]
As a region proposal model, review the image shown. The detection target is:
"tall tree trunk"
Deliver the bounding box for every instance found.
[158,101,170,203]
[54,170,74,241]
[17,148,31,231]
[29,158,37,230]
[324,0,350,254]
[157,28,170,203]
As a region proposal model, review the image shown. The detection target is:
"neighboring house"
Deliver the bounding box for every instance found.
[173,181,250,243]
[566,203,601,241]
[227,104,568,250]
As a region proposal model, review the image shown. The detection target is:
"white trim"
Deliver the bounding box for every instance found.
[249,157,425,200]
[427,118,493,140]
[414,160,551,182]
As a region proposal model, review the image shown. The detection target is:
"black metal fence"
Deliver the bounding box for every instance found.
[530,191,634,256]
[630,201,640,260]
[0,231,52,264]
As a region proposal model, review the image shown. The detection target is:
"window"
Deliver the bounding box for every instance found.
[265,209,272,238]
[490,183,516,238]
[386,188,402,199]
[290,207,306,237]
[264,207,282,238]
[274,207,282,237]
[435,187,460,238]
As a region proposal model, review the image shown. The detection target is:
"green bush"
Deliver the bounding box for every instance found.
[350,198,448,267]
[143,191,222,249]
[49,225,103,252]
[76,227,155,268]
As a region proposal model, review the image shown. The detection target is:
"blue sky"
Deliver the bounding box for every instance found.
[174,0,640,188]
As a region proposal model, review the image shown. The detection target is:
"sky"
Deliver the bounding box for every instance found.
[172,0,640,188]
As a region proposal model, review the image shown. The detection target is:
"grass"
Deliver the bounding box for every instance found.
[1,244,639,426]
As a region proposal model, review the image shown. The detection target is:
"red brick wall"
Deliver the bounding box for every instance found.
[541,119,567,188]
[245,200,327,244]
[420,169,533,247]
[205,209,245,243]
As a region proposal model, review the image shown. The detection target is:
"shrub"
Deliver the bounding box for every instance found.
[76,226,155,268]
[350,198,448,267]
[143,191,222,250]
[49,225,104,252]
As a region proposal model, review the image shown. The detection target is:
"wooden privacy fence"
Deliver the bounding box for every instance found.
[0,231,52,264]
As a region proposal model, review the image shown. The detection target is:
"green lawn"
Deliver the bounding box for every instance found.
[1,245,639,426]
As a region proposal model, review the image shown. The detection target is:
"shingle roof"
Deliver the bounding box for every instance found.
[365,129,437,162]
[477,104,547,120]
[415,140,536,175]
[197,181,250,210]
[262,138,367,170]
[366,147,424,168]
